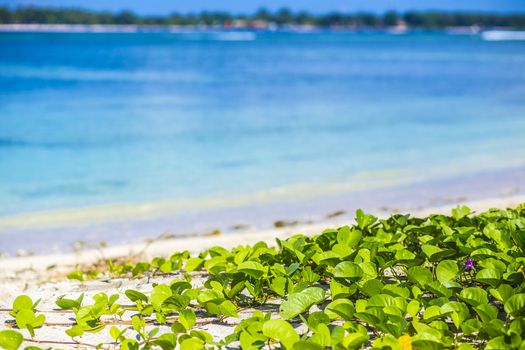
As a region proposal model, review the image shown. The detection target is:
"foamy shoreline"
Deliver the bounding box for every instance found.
[1,193,524,280]
[1,164,524,256]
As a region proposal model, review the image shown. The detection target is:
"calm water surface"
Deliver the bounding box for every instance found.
[0,31,524,221]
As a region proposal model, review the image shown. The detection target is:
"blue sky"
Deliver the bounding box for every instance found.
[2,0,525,15]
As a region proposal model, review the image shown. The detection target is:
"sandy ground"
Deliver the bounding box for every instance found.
[0,194,524,348]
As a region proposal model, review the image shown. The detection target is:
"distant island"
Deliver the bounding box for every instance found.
[1,6,525,30]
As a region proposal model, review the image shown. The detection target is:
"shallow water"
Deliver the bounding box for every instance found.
[0,31,524,251]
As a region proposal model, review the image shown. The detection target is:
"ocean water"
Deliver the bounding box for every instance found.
[1,31,525,251]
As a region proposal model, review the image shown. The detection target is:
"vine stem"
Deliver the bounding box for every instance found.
[43,320,133,327]
[0,305,137,313]
[0,308,74,313]
[33,316,222,328]
[23,338,112,349]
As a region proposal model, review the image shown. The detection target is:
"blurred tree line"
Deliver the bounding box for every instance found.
[1,6,524,28]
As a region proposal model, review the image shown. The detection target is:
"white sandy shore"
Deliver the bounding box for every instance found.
[0,194,523,348]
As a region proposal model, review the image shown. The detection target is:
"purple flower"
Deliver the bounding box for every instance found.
[465,258,474,271]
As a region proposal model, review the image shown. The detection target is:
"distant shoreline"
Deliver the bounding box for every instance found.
[1,6,525,30]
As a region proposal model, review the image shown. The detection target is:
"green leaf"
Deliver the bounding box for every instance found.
[313,251,341,266]
[476,268,503,288]
[270,276,287,296]
[484,223,512,249]
[325,299,354,321]
[452,205,471,220]
[485,336,515,350]
[361,279,383,297]
[475,304,498,323]
[511,230,525,251]
[180,337,205,350]
[0,330,23,350]
[343,331,369,349]
[330,279,356,299]
[262,319,299,349]
[355,209,377,230]
[459,287,488,307]
[125,289,148,303]
[310,323,331,347]
[367,294,396,308]
[109,326,122,340]
[149,327,160,339]
[237,261,266,279]
[171,322,186,334]
[407,266,432,286]
[171,281,192,295]
[131,315,145,333]
[218,300,239,318]
[56,294,83,310]
[355,308,385,326]
[333,261,363,280]
[441,302,470,329]
[292,341,324,350]
[371,334,402,350]
[359,262,378,281]
[421,245,455,262]
[280,287,325,320]
[423,280,453,297]
[152,334,177,350]
[337,226,362,247]
[306,312,330,330]
[15,309,43,329]
[65,325,84,338]
[150,284,172,310]
[395,249,416,262]
[12,295,33,312]
[179,309,196,330]
[66,270,84,281]
[330,325,346,346]
[185,257,204,272]
[423,305,442,322]
[407,300,420,318]
[471,247,499,260]
[461,319,482,335]
[489,284,513,303]
[435,260,458,283]
[163,295,190,312]
[121,339,139,350]
[131,262,150,276]
[504,293,525,317]
[411,332,444,350]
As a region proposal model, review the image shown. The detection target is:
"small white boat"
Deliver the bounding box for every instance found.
[481,30,525,41]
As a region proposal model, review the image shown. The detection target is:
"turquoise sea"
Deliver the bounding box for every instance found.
[1,31,524,253]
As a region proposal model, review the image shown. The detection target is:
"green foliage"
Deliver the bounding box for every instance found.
[56,293,84,310]
[280,287,325,320]
[262,319,299,349]
[0,330,23,350]
[66,270,85,281]
[9,295,45,337]
[72,292,122,333]
[6,204,525,349]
